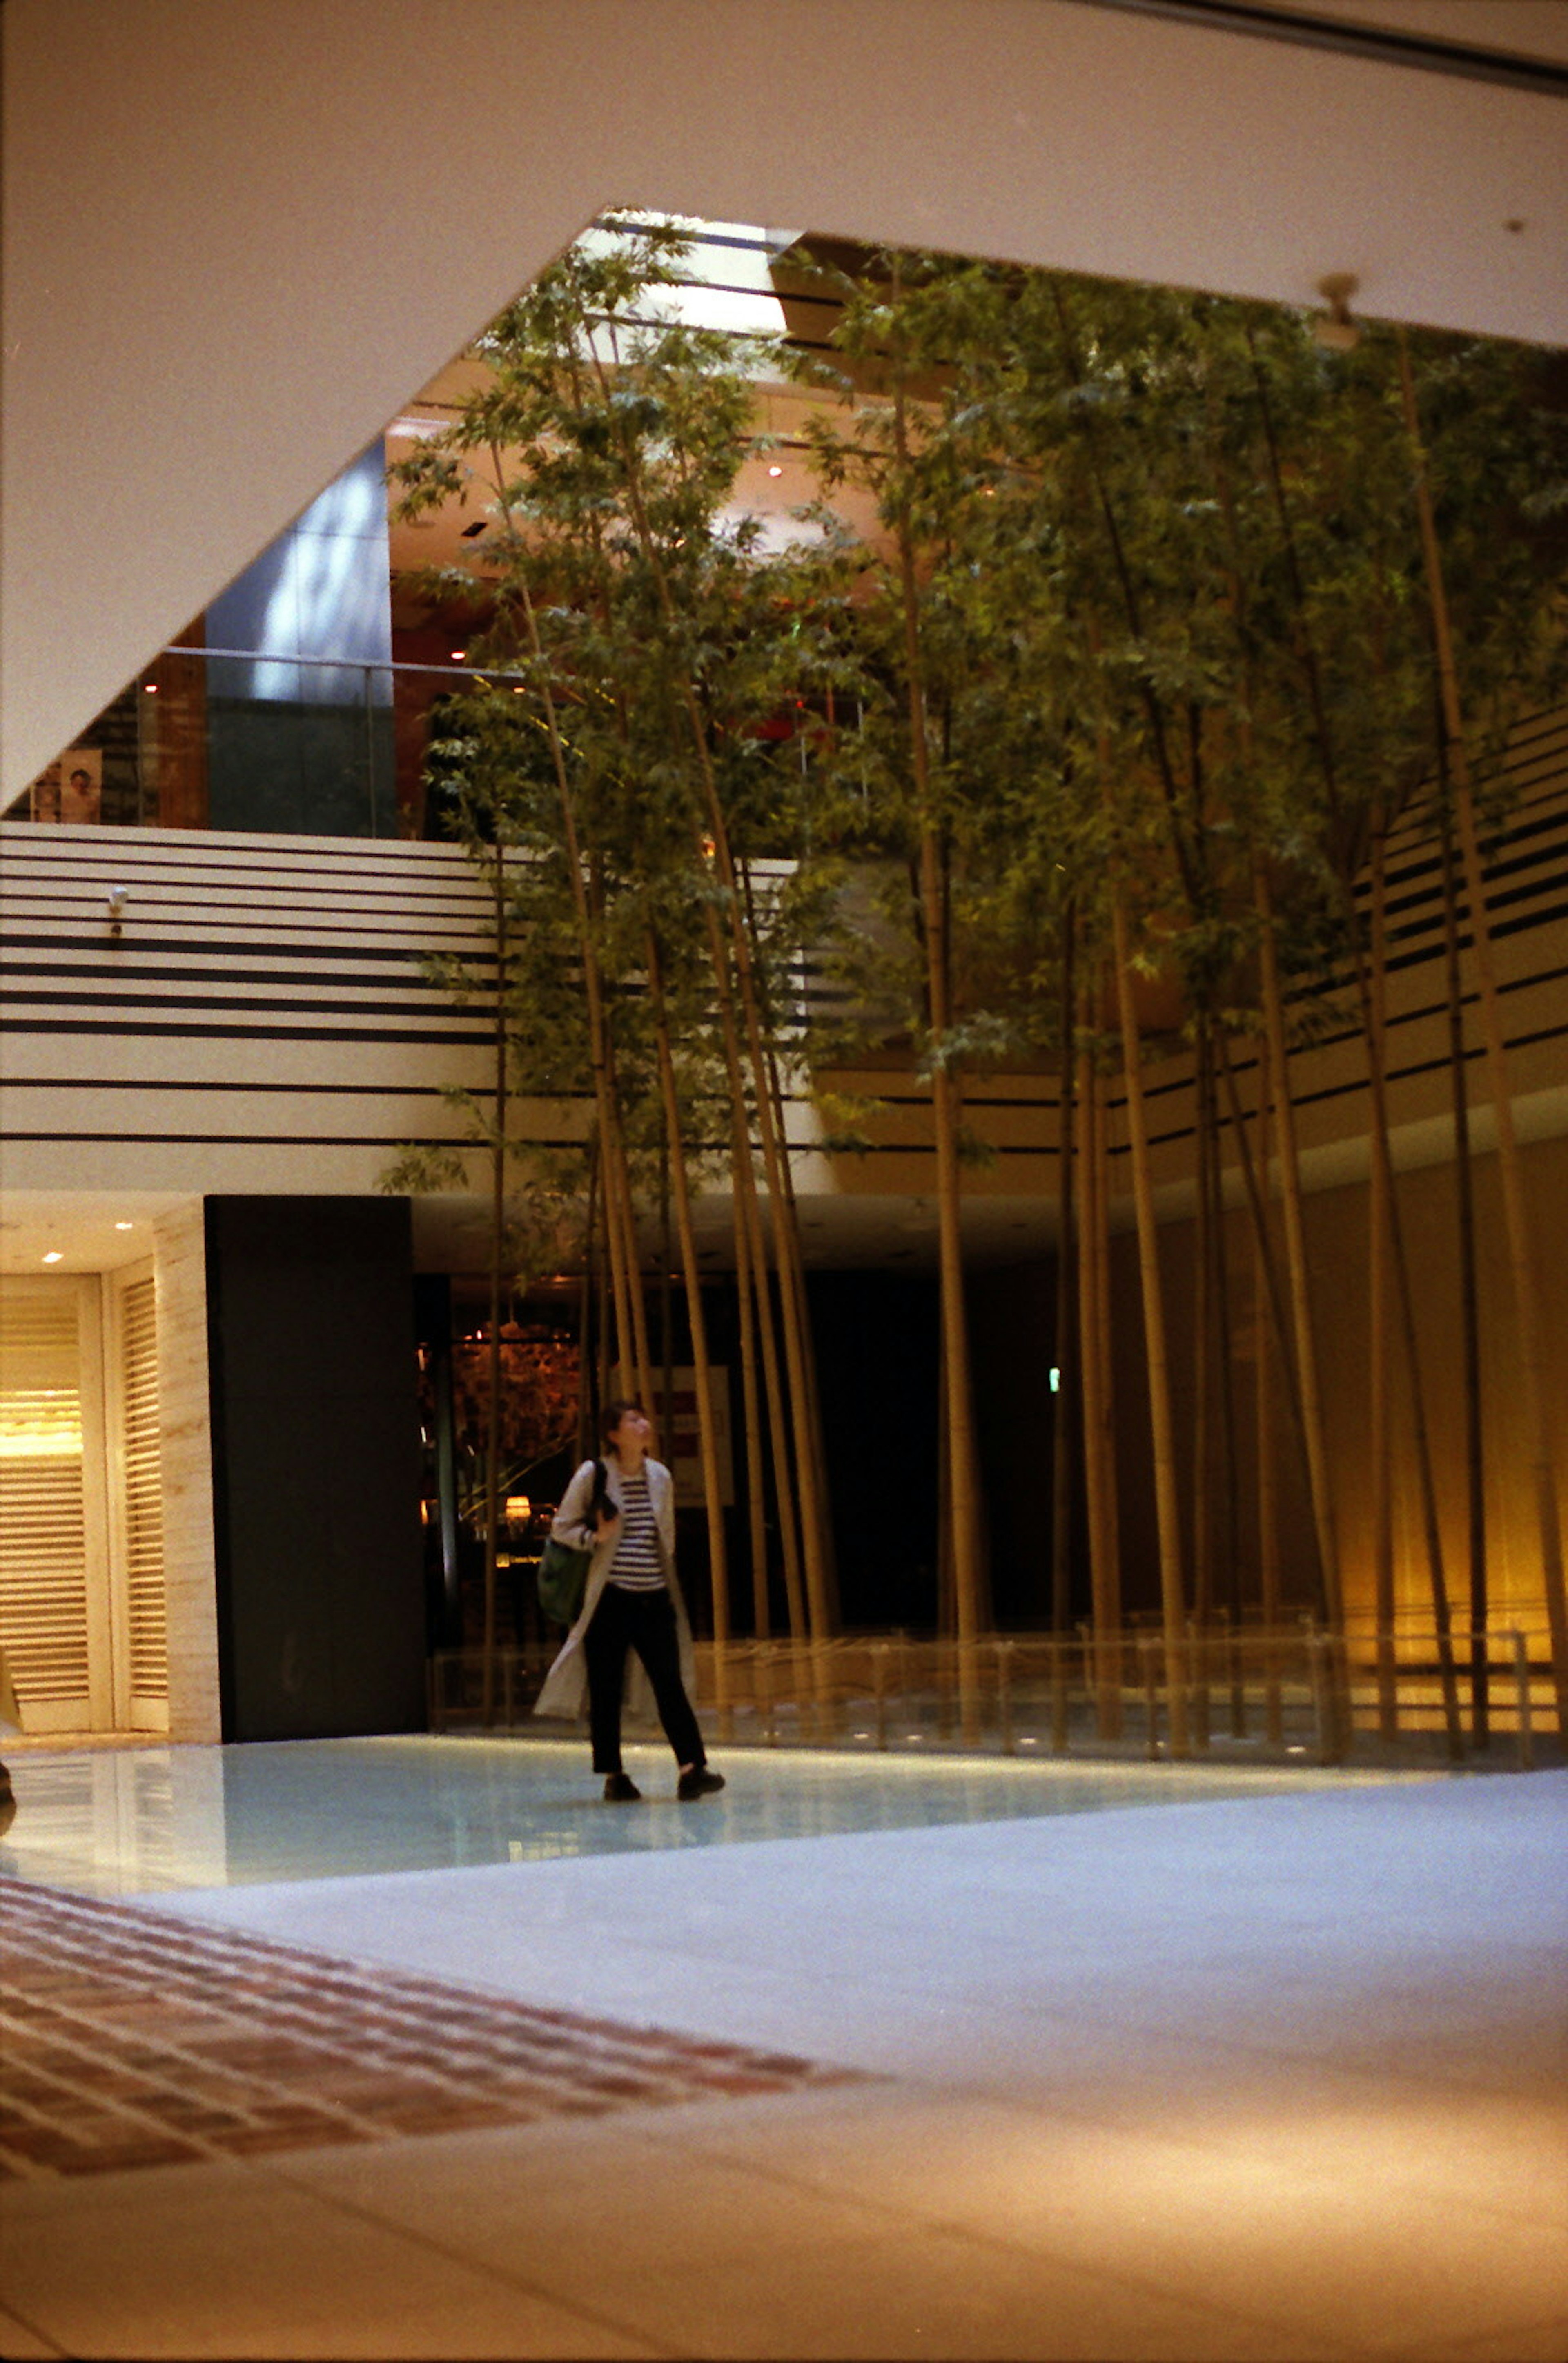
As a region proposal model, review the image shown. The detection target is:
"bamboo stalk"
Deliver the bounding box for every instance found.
[1217,1036,1314,1502]
[701,896,820,1677]
[1368,826,1397,1742]
[1254,861,1343,1635]
[1079,1049,1123,1735]
[1110,890,1189,1757]
[731,1118,770,1640]
[647,929,731,1730]
[922,824,984,1742]
[1359,817,1465,1758]
[1399,334,1568,1734]
[1439,805,1488,1745]
[577,1141,598,1462]
[1092,1064,1124,1723]
[1192,1017,1215,1632]
[482,847,508,1726]
[747,867,841,1628]
[1051,916,1078,1637]
[1254,1034,1284,1744]
[713,953,809,1690]
[1208,1034,1244,1671]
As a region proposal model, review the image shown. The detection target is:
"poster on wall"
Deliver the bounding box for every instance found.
[24,748,102,823]
[59,749,103,823]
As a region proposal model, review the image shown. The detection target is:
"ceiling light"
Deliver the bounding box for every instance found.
[143,682,158,693]
[767,464,784,478]
[42,1250,63,1265]
[450,650,466,661]
[114,1221,134,1231]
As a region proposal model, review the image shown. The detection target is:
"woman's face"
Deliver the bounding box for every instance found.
[611,1407,651,1454]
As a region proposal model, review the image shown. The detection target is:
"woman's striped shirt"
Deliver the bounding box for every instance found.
[607,1468,665,1590]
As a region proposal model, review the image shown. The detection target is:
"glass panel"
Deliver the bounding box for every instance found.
[4,653,488,840]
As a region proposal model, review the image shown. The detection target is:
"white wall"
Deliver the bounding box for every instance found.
[4,0,1566,802]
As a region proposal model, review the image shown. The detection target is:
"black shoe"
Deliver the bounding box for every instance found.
[603,1773,642,1802]
[677,1765,725,1801]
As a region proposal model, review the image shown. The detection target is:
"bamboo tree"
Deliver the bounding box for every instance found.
[1399,334,1568,1733]
[504,563,642,1396]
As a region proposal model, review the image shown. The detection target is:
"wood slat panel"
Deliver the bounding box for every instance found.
[118,1277,167,1702]
[0,1281,89,1712]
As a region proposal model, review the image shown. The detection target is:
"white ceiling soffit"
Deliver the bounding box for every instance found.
[3,0,1565,802]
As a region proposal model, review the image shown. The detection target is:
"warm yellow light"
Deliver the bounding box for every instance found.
[114,1220,134,1231]
[41,1251,63,1265]
[0,1428,83,1458]
[505,1495,531,1521]
[0,1391,82,1457]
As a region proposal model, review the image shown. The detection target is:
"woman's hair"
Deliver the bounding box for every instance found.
[598,1399,645,1450]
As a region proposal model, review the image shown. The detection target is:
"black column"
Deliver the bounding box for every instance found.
[205,1196,425,1740]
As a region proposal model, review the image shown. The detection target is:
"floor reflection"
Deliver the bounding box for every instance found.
[0,1735,1396,1898]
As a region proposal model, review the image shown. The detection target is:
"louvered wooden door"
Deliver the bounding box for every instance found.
[0,1277,108,1729]
[107,1267,170,1732]
[0,1271,169,1735]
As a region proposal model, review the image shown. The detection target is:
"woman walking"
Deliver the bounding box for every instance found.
[535,1401,725,1802]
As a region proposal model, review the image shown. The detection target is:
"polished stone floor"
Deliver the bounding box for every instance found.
[0,1734,1397,1896]
[0,1743,1563,2359]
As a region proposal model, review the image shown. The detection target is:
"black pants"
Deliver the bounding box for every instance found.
[583,1584,706,1775]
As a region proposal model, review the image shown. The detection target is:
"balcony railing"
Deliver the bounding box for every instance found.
[430,1620,1558,1772]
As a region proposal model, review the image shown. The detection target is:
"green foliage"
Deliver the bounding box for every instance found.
[384,213,1565,1220]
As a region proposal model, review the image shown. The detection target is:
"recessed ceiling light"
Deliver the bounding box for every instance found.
[767,464,784,478]
[42,1250,63,1264]
[143,682,158,693]
[450,649,466,661]
[114,1221,134,1231]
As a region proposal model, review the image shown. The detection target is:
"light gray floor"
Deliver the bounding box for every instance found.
[2,1758,1564,2360]
[0,1734,1390,1894]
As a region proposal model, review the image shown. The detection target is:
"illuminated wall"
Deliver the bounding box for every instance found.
[205,443,395,836]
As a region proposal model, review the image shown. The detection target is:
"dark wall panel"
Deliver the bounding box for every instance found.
[206,1195,425,1740]
[808,1271,940,1632]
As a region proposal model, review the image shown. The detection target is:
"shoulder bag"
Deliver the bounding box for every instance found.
[537,1459,609,1626]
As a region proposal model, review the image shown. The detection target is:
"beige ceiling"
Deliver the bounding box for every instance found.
[387,365,883,595]
[4,0,1566,803]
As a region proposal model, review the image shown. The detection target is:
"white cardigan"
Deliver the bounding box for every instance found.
[532,1454,698,1723]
